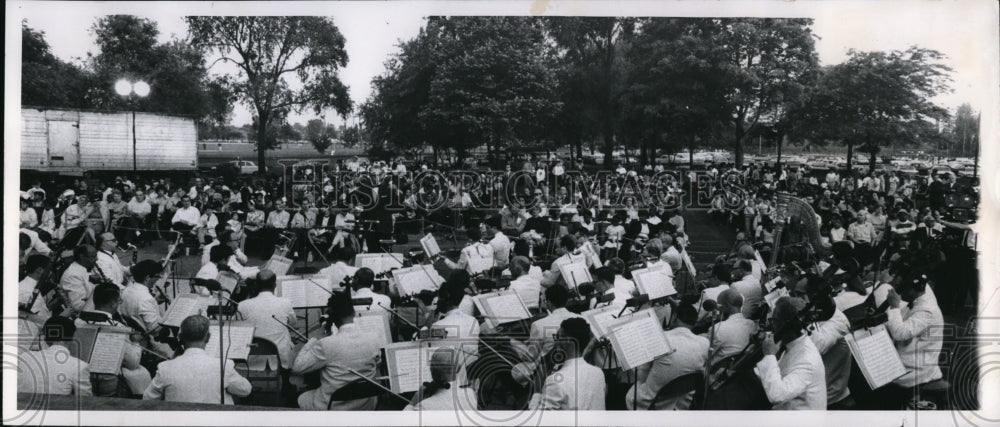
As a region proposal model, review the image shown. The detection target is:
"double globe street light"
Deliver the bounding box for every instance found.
[115,79,151,171]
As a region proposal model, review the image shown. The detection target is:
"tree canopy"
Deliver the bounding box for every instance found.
[187,16,353,173]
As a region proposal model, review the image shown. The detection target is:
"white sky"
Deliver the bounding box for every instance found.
[11,1,999,127]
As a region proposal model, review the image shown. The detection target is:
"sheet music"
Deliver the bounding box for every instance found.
[216,271,240,293]
[204,322,256,360]
[579,242,602,267]
[89,331,127,375]
[582,305,624,338]
[264,255,293,277]
[392,266,442,296]
[278,275,332,309]
[558,261,591,289]
[632,267,678,300]
[606,310,673,370]
[354,312,392,348]
[420,233,441,258]
[846,324,907,389]
[467,253,494,275]
[764,287,789,310]
[162,294,212,327]
[385,342,438,393]
[356,254,404,275]
[474,291,530,329]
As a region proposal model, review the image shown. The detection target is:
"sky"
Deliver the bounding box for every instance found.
[12,1,999,127]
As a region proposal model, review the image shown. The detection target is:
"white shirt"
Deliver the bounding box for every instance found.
[730,274,763,318]
[754,334,827,410]
[532,357,606,410]
[61,262,95,313]
[353,287,392,311]
[237,291,298,369]
[143,347,252,404]
[18,345,92,396]
[488,231,511,269]
[20,228,52,256]
[171,206,201,226]
[120,282,163,332]
[404,380,478,412]
[291,323,382,410]
[318,261,358,290]
[509,274,542,309]
[19,276,52,318]
[809,309,852,404]
[628,328,709,410]
[886,291,944,387]
[703,312,757,363]
[96,250,126,287]
[433,308,481,363]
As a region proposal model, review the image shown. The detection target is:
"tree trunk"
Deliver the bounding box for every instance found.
[869,147,878,174]
[688,142,695,171]
[775,133,784,171]
[575,139,583,167]
[846,142,854,173]
[603,133,614,170]
[256,119,268,175]
[734,125,745,169]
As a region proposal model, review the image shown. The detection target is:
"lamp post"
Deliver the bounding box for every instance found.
[114,79,150,172]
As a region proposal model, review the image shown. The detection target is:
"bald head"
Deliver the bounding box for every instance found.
[718,289,744,314]
[256,269,277,292]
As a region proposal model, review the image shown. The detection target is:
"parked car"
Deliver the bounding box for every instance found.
[216,160,259,175]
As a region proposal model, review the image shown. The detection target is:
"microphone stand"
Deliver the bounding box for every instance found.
[217,288,225,404]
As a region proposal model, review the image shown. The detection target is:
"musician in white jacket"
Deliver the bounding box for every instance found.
[754,297,827,410]
[879,273,944,408]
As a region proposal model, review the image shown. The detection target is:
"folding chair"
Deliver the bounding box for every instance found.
[237,337,284,406]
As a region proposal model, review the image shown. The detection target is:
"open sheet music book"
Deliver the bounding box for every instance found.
[845,324,908,389]
[582,305,627,339]
[161,293,213,328]
[263,255,293,277]
[391,265,443,296]
[558,261,591,290]
[204,321,256,361]
[216,271,240,293]
[384,340,448,393]
[578,242,602,267]
[764,287,790,310]
[355,253,405,275]
[472,290,531,330]
[354,311,393,348]
[420,233,441,258]
[72,325,131,375]
[605,309,673,370]
[277,274,333,309]
[631,266,678,300]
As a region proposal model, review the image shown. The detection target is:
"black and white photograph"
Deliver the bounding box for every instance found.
[5,1,999,426]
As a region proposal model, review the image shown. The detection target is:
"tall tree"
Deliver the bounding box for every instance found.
[546,17,635,168]
[21,21,92,109]
[187,16,352,174]
[947,103,979,157]
[798,47,952,172]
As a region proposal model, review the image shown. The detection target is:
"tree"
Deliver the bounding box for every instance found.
[21,21,92,109]
[947,103,979,157]
[798,47,952,172]
[363,17,561,166]
[187,16,353,174]
[546,17,635,168]
[85,16,233,132]
[305,118,339,153]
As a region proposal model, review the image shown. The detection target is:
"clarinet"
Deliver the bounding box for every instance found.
[93,263,117,287]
